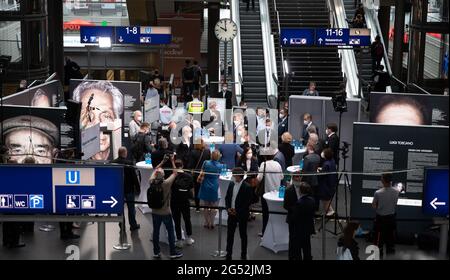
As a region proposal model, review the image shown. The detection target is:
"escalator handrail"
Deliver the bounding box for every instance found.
[273,0,285,78]
[408,83,432,95]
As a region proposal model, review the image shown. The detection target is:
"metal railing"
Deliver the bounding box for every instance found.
[260,0,279,104]
[409,83,432,95]
[273,0,285,78]
[231,0,243,101]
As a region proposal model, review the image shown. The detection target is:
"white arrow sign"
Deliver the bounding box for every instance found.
[283,37,288,44]
[102,196,118,208]
[430,197,446,210]
[318,38,323,44]
[118,36,123,43]
[83,36,88,42]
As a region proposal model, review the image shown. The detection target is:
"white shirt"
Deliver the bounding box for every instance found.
[257,160,284,193]
[231,180,243,209]
[246,159,251,172]
[146,87,159,99]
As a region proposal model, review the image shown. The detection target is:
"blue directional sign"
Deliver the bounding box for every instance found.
[115,26,172,45]
[280,28,371,47]
[80,26,114,44]
[280,28,315,46]
[316,28,350,46]
[423,167,449,217]
[0,165,123,215]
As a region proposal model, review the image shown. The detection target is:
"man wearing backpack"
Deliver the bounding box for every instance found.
[148,154,183,259]
[171,160,195,248]
[131,122,153,162]
[371,35,384,73]
[182,59,195,102]
[284,174,315,260]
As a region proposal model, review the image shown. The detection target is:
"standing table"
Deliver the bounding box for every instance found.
[135,161,153,214]
[260,190,288,253]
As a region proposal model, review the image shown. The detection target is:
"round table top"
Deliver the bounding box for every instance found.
[287,165,302,173]
[263,190,284,202]
[136,161,153,169]
[219,172,233,181]
[294,147,307,154]
[202,136,225,144]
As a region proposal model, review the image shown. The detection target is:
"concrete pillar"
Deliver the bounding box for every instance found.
[48,0,64,87]
[392,0,405,79]
[207,3,220,97]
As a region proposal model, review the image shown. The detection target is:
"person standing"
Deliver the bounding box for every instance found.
[372,65,391,92]
[225,167,256,260]
[171,160,195,248]
[198,150,225,229]
[111,147,141,231]
[337,221,361,260]
[278,132,295,168]
[256,153,284,236]
[372,173,399,258]
[193,60,202,91]
[144,81,159,103]
[182,59,195,102]
[278,109,289,141]
[302,143,321,211]
[187,91,204,115]
[302,113,318,145]
[324,123,340,166]
[317,148,338,216]
[217,134,244,169]
[151,68,165,100]
[130,122,153,162]
[284,177,315,260]
[214,82,233,109]
[302,82,319,96]
[371,35,384,73]
[150,155,183,259]
[129,110,142,139]
[188,141,211,212]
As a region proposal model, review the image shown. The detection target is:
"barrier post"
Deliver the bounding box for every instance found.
[113,215,131,250]
[98,221,106,260]
[322,212,326,260]
[211,207,227,257]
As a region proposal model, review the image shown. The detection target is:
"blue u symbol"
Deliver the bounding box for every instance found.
[66,171,80,184]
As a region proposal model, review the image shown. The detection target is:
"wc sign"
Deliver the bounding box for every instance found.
[66,171,80,184]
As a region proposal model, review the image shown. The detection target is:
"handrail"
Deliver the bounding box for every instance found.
[391,74,407,92]
[409,83,432,95]
[272,73,279,87]
[273,0,285,77]
[332,0,359,98]
[231,0,243,102]
[260,0,279,103]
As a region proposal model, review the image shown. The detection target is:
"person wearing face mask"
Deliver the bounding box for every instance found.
[256,108,267,133]
[221,83,232,109]
[257,119,276,149]
[302,81,319,96]
[284,175,315,260]
[324,123,340,165]
[301,113,318,145]
[238,146,259,221]
[130,122,154,162]
[278,109,288,142]
[129,110,143,139]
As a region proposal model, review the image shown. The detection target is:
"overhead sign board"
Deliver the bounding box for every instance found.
[80,26,172,45]
[0,165,123,215]
[280,28,371,47]
[422,167,449,217]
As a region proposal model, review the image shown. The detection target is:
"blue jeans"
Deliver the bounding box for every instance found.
[152,214,177,255]
[125,193,138,228]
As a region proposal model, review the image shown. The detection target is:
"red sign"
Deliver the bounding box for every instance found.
[63,19,94,31]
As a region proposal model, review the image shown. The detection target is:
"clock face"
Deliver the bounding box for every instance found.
[214,19,238,42]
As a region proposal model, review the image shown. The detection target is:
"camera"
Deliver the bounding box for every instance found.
[340,141,350,158]
[332,93,347,113]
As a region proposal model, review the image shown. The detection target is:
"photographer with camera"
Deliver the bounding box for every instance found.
[152,137,175,178]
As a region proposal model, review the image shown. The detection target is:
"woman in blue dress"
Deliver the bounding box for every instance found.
[198,150,225,229]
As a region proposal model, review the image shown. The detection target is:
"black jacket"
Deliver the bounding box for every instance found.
[325,133,340,164]
[279,142,295,168]
[302,153,321,187]
[111,157,140,195]
[284,187,315,235]
[210,90,232,109]
[225,180,256,218]
[338,237,360,260]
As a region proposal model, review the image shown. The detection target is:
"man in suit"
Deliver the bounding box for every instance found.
[284,176,315,260]
[302,113,318,145]
[111,147,141,231]
[225,167,256,260]
[257,119,277,149]
[278,109,288,142]
[211,82,232,109]
[324,123,340,166]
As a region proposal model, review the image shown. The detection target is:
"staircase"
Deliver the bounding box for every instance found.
[239,0,267,106]
[270,0,344,97]
[342,0,373,97]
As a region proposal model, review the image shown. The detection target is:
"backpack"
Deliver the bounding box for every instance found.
[336,246,353,260]
[375,43,384,57]
[131,133,146,161]
[147,179,165,209]
[171,172,194,203]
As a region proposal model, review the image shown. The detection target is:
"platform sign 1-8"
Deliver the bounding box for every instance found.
[115,26,172,45]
